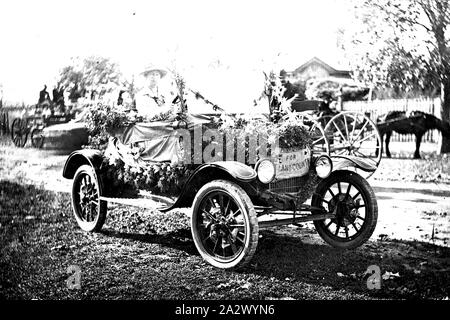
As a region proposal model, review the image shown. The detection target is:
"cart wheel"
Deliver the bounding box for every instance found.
[311,170,378,249]
[71,165,107,232]
[11,118,28,147]
[281,112,330,155]
[191,180,259,269]
[31,128,45,148]
[324,111,381,178]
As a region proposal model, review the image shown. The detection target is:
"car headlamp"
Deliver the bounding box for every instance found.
[255,159,276,184]
[314,155,332,178]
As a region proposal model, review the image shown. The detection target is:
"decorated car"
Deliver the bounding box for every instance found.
[62,74,379,270]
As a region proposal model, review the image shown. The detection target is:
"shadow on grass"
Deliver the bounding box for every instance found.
[246,230,449,298]
[100,228,199,256]
[99,224,450,298]
[0,179,58,211]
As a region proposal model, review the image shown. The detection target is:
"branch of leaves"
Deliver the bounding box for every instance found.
[102,157,194,197]
[217,114,313,151]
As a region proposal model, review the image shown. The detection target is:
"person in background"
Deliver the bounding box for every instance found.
[57,86,65,107]
[38,85,51,105]
[38,85,53,117]
[117,90,125,106]
[52,86,59,103]
[116,89,134,109]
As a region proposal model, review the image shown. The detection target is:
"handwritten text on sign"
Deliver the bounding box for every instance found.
[276,148,311,179]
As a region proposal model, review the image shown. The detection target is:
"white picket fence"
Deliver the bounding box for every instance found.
[342,98,442,143]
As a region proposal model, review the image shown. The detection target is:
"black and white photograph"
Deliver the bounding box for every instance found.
[0,0,448,313]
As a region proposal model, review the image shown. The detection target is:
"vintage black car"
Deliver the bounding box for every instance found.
[62,111,379,269]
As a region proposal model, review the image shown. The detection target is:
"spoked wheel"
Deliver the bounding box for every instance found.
[281,112,330,155]
[191,180,259,269]
[324,111,381,178]
[71,165,107,232]
[31,128,45,148]
[311,170,378,249]
[11,118,28,147]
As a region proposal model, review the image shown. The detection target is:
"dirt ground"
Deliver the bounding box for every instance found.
[0,136,449,299]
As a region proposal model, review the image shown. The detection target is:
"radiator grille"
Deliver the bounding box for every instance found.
[269,176,305,193]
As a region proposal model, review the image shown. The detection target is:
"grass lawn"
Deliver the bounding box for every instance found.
[0,180,448,300]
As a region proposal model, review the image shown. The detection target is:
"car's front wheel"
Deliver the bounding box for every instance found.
[312,170,378,249]
[71,165,107,232]
[191,180,259,269]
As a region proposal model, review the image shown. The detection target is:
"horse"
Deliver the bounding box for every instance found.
[376,110,450,159]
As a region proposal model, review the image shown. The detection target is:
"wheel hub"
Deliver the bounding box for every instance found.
[80,184,96,204]
[208,215,238,245]
[330,193,359,227]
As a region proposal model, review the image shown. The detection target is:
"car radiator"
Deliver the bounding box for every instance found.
[269,176,305,193]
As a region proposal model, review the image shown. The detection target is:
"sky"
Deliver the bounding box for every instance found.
[0,0,353,110]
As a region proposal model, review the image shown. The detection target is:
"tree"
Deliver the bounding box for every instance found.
[343,0,450,153]
[57,56,124,103]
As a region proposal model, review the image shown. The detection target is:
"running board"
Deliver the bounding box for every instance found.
[100,191,175,210]
[258,213,334,229]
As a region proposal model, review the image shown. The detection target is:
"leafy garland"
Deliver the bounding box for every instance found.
[101,142,195,197]
[83,103,176,150]
[83,103,141,150]
[217,111,314,156]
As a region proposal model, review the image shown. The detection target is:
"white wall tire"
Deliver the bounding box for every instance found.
[191,180,259,270]
[71,165,107,232]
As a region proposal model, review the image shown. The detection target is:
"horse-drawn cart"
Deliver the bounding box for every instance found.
[63,105,379,269]
[289,100,382,177]
[10,103,73,148]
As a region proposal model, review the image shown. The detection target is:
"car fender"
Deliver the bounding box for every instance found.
[331,155,377,172]
[196,161,257,182]
[62,149,105,180]
[166,161,258,211]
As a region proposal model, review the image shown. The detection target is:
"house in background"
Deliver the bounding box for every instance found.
[282,57,351,83]
[281,57,369,110]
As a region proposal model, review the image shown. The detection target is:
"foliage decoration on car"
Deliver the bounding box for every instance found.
[83,70,189,150]
[83,103,141,150]
[100,139,195,197]
[216,109,313,155]
[83,103,178,150]
[261,70,298,123]
[82,71,195,196]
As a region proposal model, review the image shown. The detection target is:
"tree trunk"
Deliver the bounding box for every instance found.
[439,80,450,154]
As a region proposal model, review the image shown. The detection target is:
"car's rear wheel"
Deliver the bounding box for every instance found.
[71,165,107,232]
[191,180,259,269]
[312,170,378,249]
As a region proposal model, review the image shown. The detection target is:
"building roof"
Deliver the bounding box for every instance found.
[292,57,350,78]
